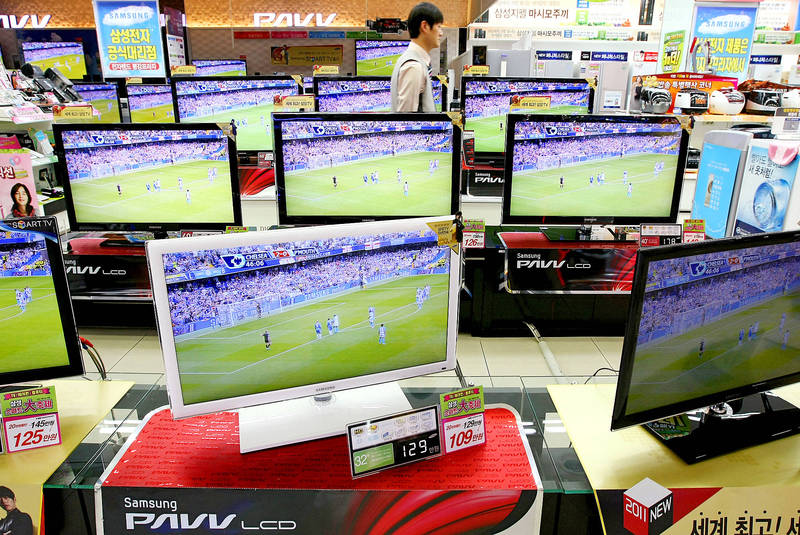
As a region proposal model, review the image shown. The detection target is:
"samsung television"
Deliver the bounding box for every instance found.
[191,59,247,76]
[0,218,83,387]
[612,231,800,463]
[21,41,87,80]
[126,84,176,123]
[53,123,242,232]
[461,77,594,159]
[147,216,460,450]
[173,76,300,153]
[273,112,460,224]
[73,83,122,123]
[355,40,409,76]
[314,76,446,112]
[502,114,687,225]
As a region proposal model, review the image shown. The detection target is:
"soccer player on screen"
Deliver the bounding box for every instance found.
[739,328,745,345]
[698,338,705,359]
[780,312,786,333]
[327,317,333,335]
[333,314,340,333]
[178,177,183,191]
[315,320,322,339]
[559,176,564,190]
[146,183,151,193]
[186,189,191,204]
[363,174,369,185]
[116,184,122,196]
[627,183,633,198]
[589,175,594,186]
[378,323,386,344]
[783,330,790,350]
[263,329,271,350]
[623,170,628,184]
[397,169,402,183]
[332,175,338,188]
[404,181,409,197]
[369,306,375,328]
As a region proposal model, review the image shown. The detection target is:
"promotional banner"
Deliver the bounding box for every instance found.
[692,143,744,238]
[691,3,758,81]
[734,141,800,236]
[0,150,37,219]
[629,73,738,113]
[93,0,167,78]
[270,45,342,66]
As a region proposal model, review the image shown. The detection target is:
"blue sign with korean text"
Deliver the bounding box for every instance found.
[93,0,166,78]
[691,4,757,81]
[590,52,628,62]
[691,143,742,239]
[536,51,572,61]
[749,55,782,65]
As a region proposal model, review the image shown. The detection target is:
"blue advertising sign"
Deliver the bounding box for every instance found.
[749,55,782,65]
[691,143,743,239]
[691,4,757,81]
[590,52,628,62]
[536,51,572,61]
[93,0,166,78]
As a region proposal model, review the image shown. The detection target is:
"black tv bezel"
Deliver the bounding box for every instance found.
[459,76,596,164]
[0,217,84,386]
[354,39,410,76]
[312,75,448,113]
[190,58,248,76]
[52,122,242,233]
[72,82,123,123]
[125,83,176,124]
[20,40,89,82]
[501,113,687,225]
[611,230,800,431]
[171,75,302,155]
[272,112,461,225]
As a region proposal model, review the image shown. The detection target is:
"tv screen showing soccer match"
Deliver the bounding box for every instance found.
[463,78,593,154]
[612,234,800,429]
[54,125,240,230]
[174,77,300,152]
[148,217,459,415]
[315,77,445,112]
[192,59,247,76]
[21,41,87,80]
[355,40,409,76]
[73,83,121,123]
[127,85,176,123]
[503,115,685,224]
[273,113,460,223]
[0,218,83,384]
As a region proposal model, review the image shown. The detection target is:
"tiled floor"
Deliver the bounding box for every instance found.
[77,327,623,387]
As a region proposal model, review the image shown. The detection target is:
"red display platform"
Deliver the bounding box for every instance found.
[98,406,541,534]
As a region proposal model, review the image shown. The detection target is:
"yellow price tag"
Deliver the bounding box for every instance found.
[171,65,197,75]
[313,65,339,75]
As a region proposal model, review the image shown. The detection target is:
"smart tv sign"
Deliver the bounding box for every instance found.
[623,478,673,535]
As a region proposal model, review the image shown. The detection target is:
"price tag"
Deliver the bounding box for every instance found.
[1,386,61,453]
[683,218,706,243]
[347,406,442,478]
[640,224,682,247]
[439,386,486,454]
[313,65,339,75]
[462,219,485,249]
[463,65,489,75]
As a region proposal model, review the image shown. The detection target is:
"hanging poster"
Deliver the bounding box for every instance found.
[691,3,758,81]
[93,0,167,78]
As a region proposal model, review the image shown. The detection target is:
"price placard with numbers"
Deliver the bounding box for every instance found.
[346,406,442,478]
[462,219,486,249]
[440,386,486,454]
[1,386,61,453]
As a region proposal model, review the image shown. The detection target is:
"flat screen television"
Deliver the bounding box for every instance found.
[53,123,242,233]
[461,77,594,160]
[147,216,460,450]
[502,114,687,225]
[173,76,301,153]
[273,112,461,224]
[355,40,409,76]
[21,41,87,80]
[611,230,800,463]
[72,83,122,123]
[302,76,314,94]
[0,217,83,387]
[126,84,176,123]
[314,76,446,112]
[191,59,247,76]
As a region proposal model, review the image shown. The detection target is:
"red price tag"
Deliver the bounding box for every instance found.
[3,413,61,453]
[442,412,485,453]
[462,231,485,249]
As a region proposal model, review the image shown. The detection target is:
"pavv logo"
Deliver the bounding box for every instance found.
[623,478,673,535]
[689,261,706,277]
[222,254,246,269]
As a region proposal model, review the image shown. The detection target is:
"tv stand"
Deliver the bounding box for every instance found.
[644,392,800,464]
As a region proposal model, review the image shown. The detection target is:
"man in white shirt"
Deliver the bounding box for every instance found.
[390,3,444,112]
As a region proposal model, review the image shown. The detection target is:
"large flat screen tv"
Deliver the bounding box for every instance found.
[612,231,800,462]
[355,40,409,76]
[461,77,594,160]
[21,41,87,80]
[191,59,247,76]
[0,218,83,387]
[273,112,460,224]
[72,83,122,123]
[147,216,460,449]
[173,76,300,153]
[502,114,687,225]
[53,123,242,232]
[314,76,446,112]
[126,84,176,123]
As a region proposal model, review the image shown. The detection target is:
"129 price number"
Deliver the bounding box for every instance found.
[4,413,60,453]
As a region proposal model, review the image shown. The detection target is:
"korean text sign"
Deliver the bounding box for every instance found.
[93,0,166,78]
[691,3,758,81]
